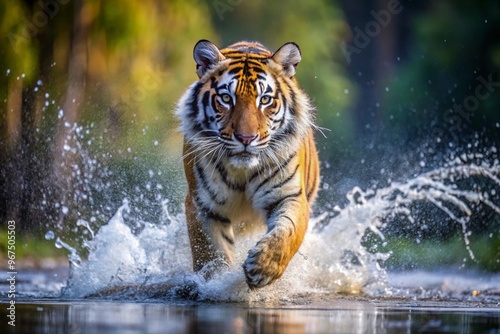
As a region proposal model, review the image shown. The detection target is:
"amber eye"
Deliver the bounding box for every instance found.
[260,95,272,105]
[220,93,232,104]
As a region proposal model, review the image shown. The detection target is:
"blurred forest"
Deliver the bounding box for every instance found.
[0,0,499,253]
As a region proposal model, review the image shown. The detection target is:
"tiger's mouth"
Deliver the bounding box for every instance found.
[227,151,260,169]
[232,152,256,157]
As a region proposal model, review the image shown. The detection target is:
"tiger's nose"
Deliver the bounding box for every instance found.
[234,133,258,146]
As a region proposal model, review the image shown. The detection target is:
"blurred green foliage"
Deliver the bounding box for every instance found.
[0,229,68,264]
[379,233,500,272]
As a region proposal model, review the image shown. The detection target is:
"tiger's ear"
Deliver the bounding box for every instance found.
[193,40,225,78]
[272,42,302,77]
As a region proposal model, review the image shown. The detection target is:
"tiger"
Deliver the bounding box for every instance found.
[175,39,320,289]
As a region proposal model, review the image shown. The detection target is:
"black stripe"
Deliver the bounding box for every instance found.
[196,164,226,205]
[222,233,235,245]
[217,83,228,91]
[265,190,303,218]
[228,66,243,75]
[271,164,300,190]
[285,81,297,116]
[251,66,266,74]
[275,83,287,130]
[272,115,285,127]
[259,133,270,141]
[243,58,250,74]
[305,135,312,200]
[194,196,231,224]
[282,123,296,136]
[282,214,296,236]
[210,77,218,89]
[253,152,296,193]
[202,91,211,129]
[216,162,246,192]
[306,168,318,201]
[306,176,317,202]
[211,94,220,115]
[188,82,202,118]
[230,58,267,66]
[206,210,231,224]
[192,119,203,133]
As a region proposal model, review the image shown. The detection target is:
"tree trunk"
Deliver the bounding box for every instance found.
[52,0,90,211]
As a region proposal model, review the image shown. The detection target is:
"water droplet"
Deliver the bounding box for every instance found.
[45,231,55,240]
[55,238,63,249]
[344,89,349,95]
[62,206,69,214]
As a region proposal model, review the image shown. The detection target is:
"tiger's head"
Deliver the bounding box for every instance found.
[177,40,314,170]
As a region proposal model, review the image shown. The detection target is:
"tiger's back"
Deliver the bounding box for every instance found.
[176,40,319,289]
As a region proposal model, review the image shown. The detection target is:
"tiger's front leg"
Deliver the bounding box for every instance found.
[243,194,310,289]
[185,193,236,276]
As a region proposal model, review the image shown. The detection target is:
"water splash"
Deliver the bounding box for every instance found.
[54,236,82,269]
[76,219,95,239]
[58,151,500,301]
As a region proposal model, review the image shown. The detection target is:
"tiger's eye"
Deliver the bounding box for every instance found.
[260,95,271,105]
[220,94,232,104]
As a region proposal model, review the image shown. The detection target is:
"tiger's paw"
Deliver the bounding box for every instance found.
[242,239,288,289]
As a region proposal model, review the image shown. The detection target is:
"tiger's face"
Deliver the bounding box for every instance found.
[209,61,279,168]
[177,40,313,170]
